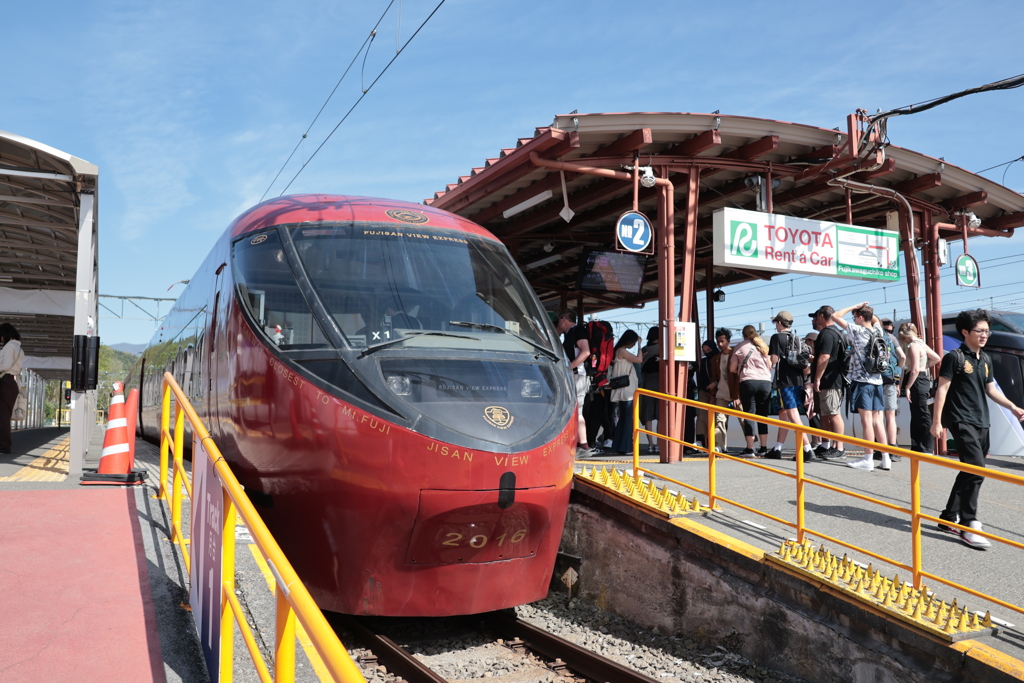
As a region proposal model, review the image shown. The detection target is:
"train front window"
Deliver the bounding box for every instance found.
[289,224,557,354]
[232,231,332,349]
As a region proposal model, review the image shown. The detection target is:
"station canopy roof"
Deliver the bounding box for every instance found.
[0,129,98,379]
[427,112,1024,313]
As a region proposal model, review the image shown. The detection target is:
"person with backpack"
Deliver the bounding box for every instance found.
[639,326,661,454]
[767,311,814,461]
[729,325,773,457]
[810,306,848,460]
[832,302,889,471]
[879,318,907,462]
[556,310,595,457]
[931,310,1024,549]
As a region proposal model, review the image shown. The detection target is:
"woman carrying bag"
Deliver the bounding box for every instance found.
[0,323,25,454]
[609,330,642,454]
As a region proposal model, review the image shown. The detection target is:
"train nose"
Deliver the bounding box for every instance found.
[403,484,554,565]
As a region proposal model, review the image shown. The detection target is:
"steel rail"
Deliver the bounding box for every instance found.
[627,387,1024,616]
[483,611,661,683]
[332,615,447,683]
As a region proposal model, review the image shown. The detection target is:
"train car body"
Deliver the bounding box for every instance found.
[126,195,577,616]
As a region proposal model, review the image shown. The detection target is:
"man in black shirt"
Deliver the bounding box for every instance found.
[810,305,847,459]
[931,309,1024,549]
[767,311,812,460]
[556,310,594,457]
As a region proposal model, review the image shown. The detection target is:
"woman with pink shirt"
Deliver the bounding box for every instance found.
[729,324,774,456]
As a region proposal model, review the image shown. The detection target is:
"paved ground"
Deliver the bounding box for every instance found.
[576,446,1024,662]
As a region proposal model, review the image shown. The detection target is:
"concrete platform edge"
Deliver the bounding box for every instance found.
[566,478,1024,683]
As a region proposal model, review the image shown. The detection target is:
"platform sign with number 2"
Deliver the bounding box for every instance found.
[616,211,654,254]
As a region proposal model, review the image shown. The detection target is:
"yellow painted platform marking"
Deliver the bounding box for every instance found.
[247,544,331,682]
[952,640,1024,679]
[0,436,71,482]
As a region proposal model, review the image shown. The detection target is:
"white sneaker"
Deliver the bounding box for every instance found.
[961,521,992,550]
[846,457,873,471]
[879,454,892,471]
[602,439,613,448]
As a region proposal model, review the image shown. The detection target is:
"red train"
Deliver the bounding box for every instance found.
[126,195,577,616]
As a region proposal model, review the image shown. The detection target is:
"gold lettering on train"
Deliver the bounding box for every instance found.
[425,441,473,461]
[493,455,529,467]
[359,414,391,434]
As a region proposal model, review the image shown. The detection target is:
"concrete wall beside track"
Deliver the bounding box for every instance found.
[562,479,1024,683]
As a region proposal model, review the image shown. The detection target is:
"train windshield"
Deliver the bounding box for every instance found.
[288,224,558,354]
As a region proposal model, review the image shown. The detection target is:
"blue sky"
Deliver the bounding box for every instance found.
[4,0,1024,344]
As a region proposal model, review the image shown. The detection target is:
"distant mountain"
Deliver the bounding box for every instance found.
[110,342,147,355]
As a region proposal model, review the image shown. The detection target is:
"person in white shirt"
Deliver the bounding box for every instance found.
[0,323,25,454]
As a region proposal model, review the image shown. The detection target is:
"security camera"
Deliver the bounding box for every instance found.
[966,212,982,229]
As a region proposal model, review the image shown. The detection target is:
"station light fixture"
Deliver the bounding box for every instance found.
[639,167,657,188]
[966,212,982,229]
[713,289,726,303]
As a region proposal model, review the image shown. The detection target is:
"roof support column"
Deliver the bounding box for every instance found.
[69,193,97,476]
[897,205,924,345]
[657,169,677,462]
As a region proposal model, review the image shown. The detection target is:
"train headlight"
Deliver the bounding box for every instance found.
[521,379,543,398]
[386,375,412,396]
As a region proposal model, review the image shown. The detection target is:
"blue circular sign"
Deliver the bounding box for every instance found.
[616,211,653,253]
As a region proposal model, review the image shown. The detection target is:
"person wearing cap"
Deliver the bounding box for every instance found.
[767,311,813,460]
[810,306,848,460]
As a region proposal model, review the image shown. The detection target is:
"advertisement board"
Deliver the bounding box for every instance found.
[712,208,900,282]
[190,435,223,683]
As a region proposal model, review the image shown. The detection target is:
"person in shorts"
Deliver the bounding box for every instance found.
[879,318,906,462]
[810,306,847,460]
[767,311,813,461]
[833,302,889,471]
[932,310,1024,549]
[556,310,594,457]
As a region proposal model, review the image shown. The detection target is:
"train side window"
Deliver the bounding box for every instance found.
[990,351,1024,407]
[991,321,1014,333]
[233,231,332,348]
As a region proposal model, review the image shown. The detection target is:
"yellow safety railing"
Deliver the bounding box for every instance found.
[158,373,366,683]
[630,388,1024,618]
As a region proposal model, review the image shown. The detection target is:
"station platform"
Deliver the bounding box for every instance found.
[573,446,1024,671]
[0,427,209,683]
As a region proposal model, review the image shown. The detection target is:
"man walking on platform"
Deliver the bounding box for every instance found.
[932,309,1024,549]
[767,311,813,461]
[709,328,736,453]
[810,306,847,460]
[833,302,889,471]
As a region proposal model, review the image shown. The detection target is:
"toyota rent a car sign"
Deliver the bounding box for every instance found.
[712,208,900,282]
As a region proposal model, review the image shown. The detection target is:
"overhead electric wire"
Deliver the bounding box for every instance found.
[261,1,397,202]
[278,0,446,196]
[869,73,1024,125]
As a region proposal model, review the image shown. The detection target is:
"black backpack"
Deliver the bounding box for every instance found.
[783,332,811,369]
[880,334,901,385]
[862,328,890,375]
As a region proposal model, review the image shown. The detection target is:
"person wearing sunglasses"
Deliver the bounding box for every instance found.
[931,309,1024,549]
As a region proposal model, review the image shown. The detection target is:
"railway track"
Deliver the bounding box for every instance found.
[332,610,663,683]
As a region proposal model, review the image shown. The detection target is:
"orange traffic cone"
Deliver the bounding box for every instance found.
[81,381,146,485]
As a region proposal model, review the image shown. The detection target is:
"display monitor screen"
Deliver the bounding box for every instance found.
[576,248,649,295]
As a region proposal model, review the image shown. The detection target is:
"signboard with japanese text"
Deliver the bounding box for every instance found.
[190,435,223,683]
[615,211,654,254]
[673,321,697,362]
[712,208,900,282]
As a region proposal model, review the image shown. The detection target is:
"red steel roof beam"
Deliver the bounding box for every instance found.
[890,172,941,196]
[499,177,629,238]
[942,190,988,211]
[469,129,648,225]
[986,210,1024,230]
[429,128,573,211]
[659,129,722,157]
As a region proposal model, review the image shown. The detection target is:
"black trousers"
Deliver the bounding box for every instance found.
[0,374,18,452]
[908,375,933,454]
[738,380,771,437]
[584,389,614,445]
[943,422,989,525]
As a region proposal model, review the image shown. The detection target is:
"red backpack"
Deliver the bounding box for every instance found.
[584,320,615,387]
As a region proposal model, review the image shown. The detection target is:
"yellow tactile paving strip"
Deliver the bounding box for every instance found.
[0,436,71,482]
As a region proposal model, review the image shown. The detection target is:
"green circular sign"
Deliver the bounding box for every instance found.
[956,253,980,288]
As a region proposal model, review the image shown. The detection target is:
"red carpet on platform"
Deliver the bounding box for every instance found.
[0,488,165,682]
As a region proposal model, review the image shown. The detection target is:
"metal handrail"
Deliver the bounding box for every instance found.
[158,373,366,683]
[630,387,1024,617]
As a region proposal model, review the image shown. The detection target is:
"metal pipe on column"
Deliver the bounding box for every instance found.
[659,170,678,462]
[705,261,715,337]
